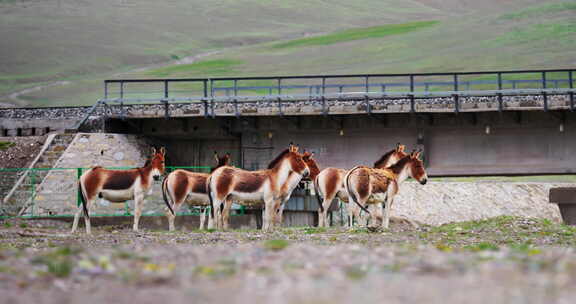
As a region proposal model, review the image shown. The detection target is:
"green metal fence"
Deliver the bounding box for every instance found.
[0,166,212,219]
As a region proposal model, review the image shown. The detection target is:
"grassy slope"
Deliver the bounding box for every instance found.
[1,0,575,106]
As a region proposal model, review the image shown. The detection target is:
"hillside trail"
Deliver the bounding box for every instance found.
[1,50,221,107]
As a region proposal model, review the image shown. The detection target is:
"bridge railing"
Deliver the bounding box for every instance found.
[102,69,576,102]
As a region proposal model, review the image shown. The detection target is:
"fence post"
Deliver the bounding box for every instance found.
[542,71,547,89]
[30,169,36,216]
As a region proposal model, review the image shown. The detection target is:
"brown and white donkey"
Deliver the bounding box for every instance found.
[162,152,231,231]
[344,150,428,229]
[275,151,320,226]
[71,147,166,234]
[207,144,310,231]
[314,144,407,228]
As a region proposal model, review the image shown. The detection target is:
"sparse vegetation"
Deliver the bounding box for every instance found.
[271,21,439,49]
[500,2,576,20]
[2,0,575,106]
[1,216,576,302]
[0,142,15,150]
[263,239,290,251]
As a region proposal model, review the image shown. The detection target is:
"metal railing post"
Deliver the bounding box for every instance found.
[410,75,415,113]
[164,80,169,98]
[120,81,124,100]
[497,72,503,111]
[453,74,459,91]
[210,79,215,118]
[104,81,108,99]
[277,78,282,95]
[569,70,574,111]
[321,77,327,115]
[542,71,547,89]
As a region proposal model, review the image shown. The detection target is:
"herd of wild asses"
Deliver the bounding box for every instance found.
[72,144,427,234]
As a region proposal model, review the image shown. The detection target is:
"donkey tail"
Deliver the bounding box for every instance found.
[78,181,90,219]
[162,174,175,216]
[314,175,324,213]
[206,175,215,220]
[345,167,371,215]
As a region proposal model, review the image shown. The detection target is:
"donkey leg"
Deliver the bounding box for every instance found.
[383,196,394,229]
[133,192,144,232]
[212,199,224,230]
[262,199,275,231]
[70,204,83,233]
[165,202,182,231]
[84,199,93,235]
[199,207,206,230]
[207,205,215,230]
[222,199,233,230]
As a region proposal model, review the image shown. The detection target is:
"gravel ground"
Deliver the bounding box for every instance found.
[0,136,46,169]
[1,216,576,304]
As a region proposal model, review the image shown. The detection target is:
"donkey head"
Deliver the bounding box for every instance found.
[374,143,408,169]
[289,143,309,176]
[150,147,166,181]
[301,150,320,181]
[406,150,428,185]
[212,151,231,172]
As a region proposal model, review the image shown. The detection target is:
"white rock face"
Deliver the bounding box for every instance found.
[391,182,567,226]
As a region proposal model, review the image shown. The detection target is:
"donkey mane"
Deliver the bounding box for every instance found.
[211,155,230,173]
[387,155,412,174]
[267,149,290,169]
[373,150,395,168]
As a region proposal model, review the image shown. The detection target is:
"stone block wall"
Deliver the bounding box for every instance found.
[28,133,164,217]
[390,182,570,226]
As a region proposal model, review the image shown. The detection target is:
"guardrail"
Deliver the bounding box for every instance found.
[69,69,576,129]
[103,68,575,100]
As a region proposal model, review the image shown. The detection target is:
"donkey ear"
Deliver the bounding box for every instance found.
[160,147,166,156]
[288,142,295,152]
[415,149,423,160]
[213,151,219,163]
[151,147,157,155]
[398,144,405,152]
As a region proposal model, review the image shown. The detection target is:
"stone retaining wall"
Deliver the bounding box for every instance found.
[391,181,570,226]
[28,133,157,216]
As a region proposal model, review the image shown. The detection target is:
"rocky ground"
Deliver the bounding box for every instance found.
[1,216,576,304]
[0,136,46,169]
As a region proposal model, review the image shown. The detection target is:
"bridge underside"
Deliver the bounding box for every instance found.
[105,109,576,176]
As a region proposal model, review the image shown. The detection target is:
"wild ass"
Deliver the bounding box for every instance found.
[162,152,231,231]
[314,144,407,228]
[344,150,428,229]
[275,151,321,226]
[207,144,310,231]
[71,147,166,234]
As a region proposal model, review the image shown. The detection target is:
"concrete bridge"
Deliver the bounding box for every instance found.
[1,68,575,176]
